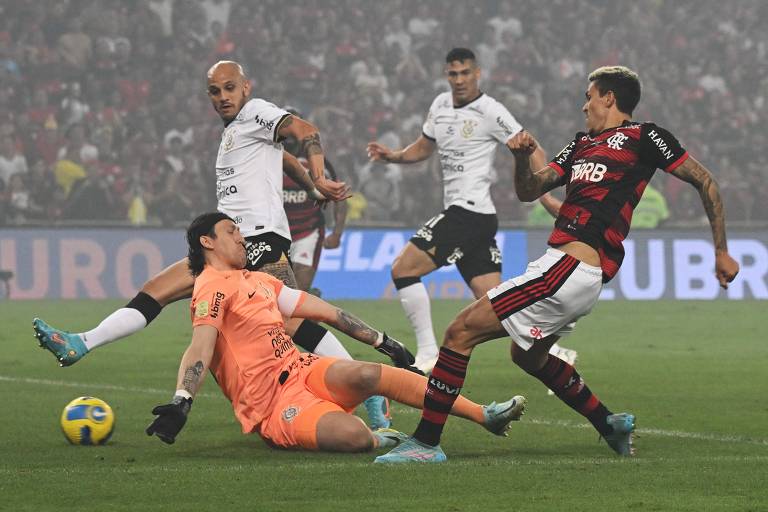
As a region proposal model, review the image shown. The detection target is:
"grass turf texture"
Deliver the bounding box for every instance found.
[1,299,766,511]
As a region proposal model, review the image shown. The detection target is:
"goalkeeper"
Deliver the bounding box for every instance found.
[146,212,526,452]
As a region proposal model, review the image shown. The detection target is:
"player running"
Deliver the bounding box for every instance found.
[281,107,347,294]
[145,212,527,452]
[376,65,740,463]
[33,60,413,428]
[367,48,568,373]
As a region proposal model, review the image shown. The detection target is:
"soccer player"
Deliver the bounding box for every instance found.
[33,61,413,427]
[281,107,348,293]
[145,212,527,453]
[367,48,567,373]
[376,65,740,463]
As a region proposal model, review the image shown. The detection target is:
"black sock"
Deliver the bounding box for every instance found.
[292,320,328,352]
[125,292,163,325]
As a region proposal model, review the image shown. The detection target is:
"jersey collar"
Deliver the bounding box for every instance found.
[589,119,633,139]
[453,92,484,109]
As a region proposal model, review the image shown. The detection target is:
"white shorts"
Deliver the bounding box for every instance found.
[487,248,603,350]
[289,229,322,267]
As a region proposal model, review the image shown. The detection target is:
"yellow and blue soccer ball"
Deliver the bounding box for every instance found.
[60,396,115,445]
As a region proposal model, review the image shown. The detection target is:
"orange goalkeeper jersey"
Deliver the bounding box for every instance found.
[190,266,306,433]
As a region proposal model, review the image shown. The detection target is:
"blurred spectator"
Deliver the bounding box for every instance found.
[0,135,28,187]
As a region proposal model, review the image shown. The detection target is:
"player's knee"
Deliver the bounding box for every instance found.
[443,317,473,352]
[348,363,381,396]
[327,422,374,452]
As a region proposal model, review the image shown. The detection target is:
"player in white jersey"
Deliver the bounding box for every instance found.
[33,62,418,427]
[367,48,570,373]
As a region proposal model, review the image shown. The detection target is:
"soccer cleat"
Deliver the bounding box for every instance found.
[363,395,391,430]
[373,437,447,464]
[482,395,527,436]
[603,413,636,456]
[414,353,438,374]
[372,428,409,449]
[33,318,88,367]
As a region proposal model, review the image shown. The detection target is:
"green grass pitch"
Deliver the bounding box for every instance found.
[1,299,766,511]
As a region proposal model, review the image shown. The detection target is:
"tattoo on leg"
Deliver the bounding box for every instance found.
[181,360,204,394]
[260,261,298,287]
[334,309,379,345]
[301,132,323,157]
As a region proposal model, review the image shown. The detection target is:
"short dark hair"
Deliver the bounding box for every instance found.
[446,48,476,64]
[186,212,233,276]
[588,66,641,115]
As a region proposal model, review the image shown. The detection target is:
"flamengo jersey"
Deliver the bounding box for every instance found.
[283,157,338,241]
[422,91,523,214]
[547,121,688,282]
[216,98,291,239]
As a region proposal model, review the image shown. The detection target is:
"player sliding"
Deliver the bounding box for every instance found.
[145,212,527,452]
[376,66,740,463]
[367,48,571,373]
[33,60,411,429]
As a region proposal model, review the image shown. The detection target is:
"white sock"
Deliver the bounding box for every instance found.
[81,308,148,350]
[549,342,562,355]
[313,330,352,360]
[397,282,438,358]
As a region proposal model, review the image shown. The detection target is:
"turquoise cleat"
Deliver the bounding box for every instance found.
[33,318,88,367]
[604,413,636,456]
[483,395,527,436]
[363,395,391,430]
[372,428,409,449]
[374,437,447,464]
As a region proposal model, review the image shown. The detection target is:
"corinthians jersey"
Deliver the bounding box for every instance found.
[215,98,291,239]
[422,91,523,214]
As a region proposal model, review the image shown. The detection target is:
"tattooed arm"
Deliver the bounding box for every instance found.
[277,115,350,201]
[669,156,739,288]
[507,130,562,201]
[292,293,380,345]
[175,324,218,397]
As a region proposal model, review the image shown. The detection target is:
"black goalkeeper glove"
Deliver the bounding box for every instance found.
[146,395,193,445]
[376,332,424,375]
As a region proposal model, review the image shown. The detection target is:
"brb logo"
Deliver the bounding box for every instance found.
[570,162,607,183]
[606,132,629,150]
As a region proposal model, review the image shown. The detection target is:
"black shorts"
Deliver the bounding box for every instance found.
[244,233,291,271]
[410,205,501,282]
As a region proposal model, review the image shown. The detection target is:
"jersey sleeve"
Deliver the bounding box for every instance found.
[639,123,688,172]
[190,274,238,331]
[487,101,523,144]
[421,97,438,141]
[547,136,579,184]
[253,272,307,317]
[241,99,291,143]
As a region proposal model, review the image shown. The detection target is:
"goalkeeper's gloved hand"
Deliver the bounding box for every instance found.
[376,332,424,375]
[146,394,192,444]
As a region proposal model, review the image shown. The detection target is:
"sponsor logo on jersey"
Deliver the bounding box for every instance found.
[220,167,235,177]
[217,183,238,199]
[282,405,300,422]
[283,190,309,203]
[495,116,514,137]
[209,291,225,319]
[647,129,675,160]
[606,132,629,150]
[254,114,275,131]
[570,162,607,183]
[461,119,478,139]
[555,141,576,166]
[414,226,433,242]
[446,125,455,136]
[194,300,209,318]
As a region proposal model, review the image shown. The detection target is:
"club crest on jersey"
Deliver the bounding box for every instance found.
[461,120,478,139]
[606,132,629,150]
[221,127,236,153]
[282,405,300,422]
[195,300,209,318]
[246,241,272,266]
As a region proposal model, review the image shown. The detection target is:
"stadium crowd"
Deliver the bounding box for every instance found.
[0,0,765,227]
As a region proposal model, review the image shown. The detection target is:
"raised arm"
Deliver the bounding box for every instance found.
[146,324,218,444]
[366,135,436,164]
[527,138,563,217]
[292,292,420,373]
[278,115,350,201]
[282,151,325,201]
[669,155,739,288]
[507,130,561,202]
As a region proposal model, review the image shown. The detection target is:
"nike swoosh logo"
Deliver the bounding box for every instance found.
[248,291,256,299]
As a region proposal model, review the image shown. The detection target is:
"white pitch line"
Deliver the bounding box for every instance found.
[4,374,767,447]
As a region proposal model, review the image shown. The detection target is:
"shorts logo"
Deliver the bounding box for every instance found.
[446,247,464,264]
[490,246,502,265]
[529,326,543,339]
[282,405,300,422]
[246,241,273,267]
[606,132,628,150]
[414,226,433,242]
[195,300,209,318]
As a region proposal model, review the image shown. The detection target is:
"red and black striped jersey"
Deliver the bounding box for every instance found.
[547,121,688,282]
[282,157,338,241]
